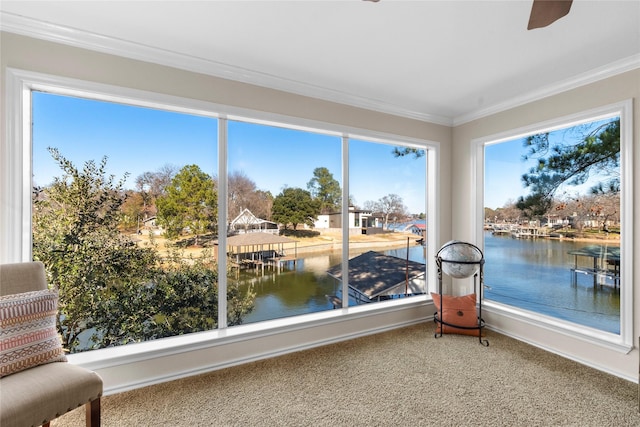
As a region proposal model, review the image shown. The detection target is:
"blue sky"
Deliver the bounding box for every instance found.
[32,92,427,214]
[484,138,532,209]
[484,117,619,209]
[33,92,617,214]
[32,93,218,187]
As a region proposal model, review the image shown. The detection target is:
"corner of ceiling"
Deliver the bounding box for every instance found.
[2,11,638,131]
[452,54,640,127]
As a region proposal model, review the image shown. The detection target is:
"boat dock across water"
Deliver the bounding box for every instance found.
[567,245,620,289]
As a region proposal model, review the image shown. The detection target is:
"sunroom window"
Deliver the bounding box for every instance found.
[7,72,435,354]
[476,101,633,349]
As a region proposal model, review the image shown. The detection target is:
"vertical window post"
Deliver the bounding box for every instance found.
[218,117,228,329]
[341,136,349,308]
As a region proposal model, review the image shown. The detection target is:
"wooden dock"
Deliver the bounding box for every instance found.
[568,245,620,289]
[511,226,549,239]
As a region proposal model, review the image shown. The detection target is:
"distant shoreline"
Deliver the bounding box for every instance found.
[546,236,620,244]
[493,232,620,245]
[131,229,620,260]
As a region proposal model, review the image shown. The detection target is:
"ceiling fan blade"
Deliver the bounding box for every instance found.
[527,0,573,30]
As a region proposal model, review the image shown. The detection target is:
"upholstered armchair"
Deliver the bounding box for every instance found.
[0,261,103,427]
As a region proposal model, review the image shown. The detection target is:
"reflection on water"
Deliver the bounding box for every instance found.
[235,246,427,324]
[233,251,341,324]
[483,232,620,334]
[235,235,620,334]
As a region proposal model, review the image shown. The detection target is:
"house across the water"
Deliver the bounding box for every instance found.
[314,206,384,235]
[229,208,278,234]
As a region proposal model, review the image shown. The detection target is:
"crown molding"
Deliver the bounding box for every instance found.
[453,54,640,126]
[2,12,637,129]
[0,12,452,126]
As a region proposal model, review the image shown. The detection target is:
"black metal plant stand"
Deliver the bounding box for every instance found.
[434,241,489,346]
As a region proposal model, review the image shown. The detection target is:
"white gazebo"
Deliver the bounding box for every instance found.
[229,208,278,234]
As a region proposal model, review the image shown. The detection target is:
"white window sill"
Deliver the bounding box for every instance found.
[483,300,632,354]
[68,295,430,370]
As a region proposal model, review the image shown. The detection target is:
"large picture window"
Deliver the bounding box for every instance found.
[477,101,633,348]
[3,71,435,354]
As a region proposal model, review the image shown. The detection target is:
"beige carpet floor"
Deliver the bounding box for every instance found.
[52,322,639,426]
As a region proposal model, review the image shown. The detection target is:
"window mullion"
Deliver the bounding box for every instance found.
[218,118,228,329]
[341,136,349,308]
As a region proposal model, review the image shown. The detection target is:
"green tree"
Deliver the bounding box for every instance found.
[33,150,255,352]
[272,187,321,230]
[392,147,425,158]
[32,148,159,351]
[306,167,341,214]
[96,256,255,346]
[518,118,620,217]
[515,192,551,220]
[156,164,217,245]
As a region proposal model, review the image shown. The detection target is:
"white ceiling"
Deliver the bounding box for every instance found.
[1,1,639,125]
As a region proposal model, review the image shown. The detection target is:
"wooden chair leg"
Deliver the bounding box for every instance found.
[86,397,101,427]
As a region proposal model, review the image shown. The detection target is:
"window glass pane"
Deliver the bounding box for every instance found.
[484,117,621,333]
[227,120,342,323]
[32,92,219,352]
[343,139,427,306]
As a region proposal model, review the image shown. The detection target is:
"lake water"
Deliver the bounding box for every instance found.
[483,232,619,334]
[236,233,620,334]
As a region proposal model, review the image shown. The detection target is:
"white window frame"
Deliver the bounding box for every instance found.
[471,100,634,353]
[2,68,439,362]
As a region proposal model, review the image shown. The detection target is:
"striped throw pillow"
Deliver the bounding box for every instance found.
[0,289,67,378]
